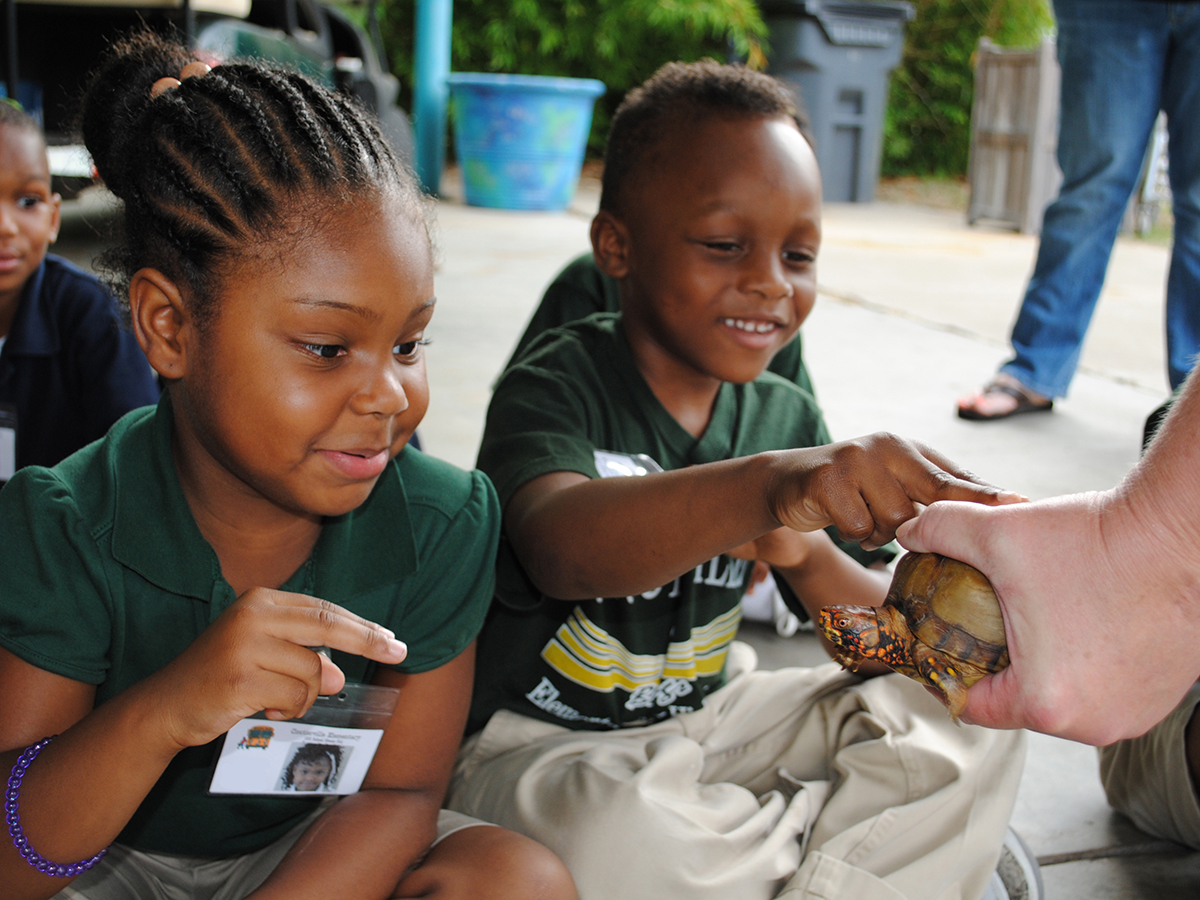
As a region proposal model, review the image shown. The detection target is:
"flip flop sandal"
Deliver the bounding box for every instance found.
[958,381,1053,421]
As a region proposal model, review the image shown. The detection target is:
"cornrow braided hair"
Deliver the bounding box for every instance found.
[82,29,422,323]
[599,59,811,215]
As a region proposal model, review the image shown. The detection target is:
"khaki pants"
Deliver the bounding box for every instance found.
[53,806,488,900]
[449,643,1025,900]
[1099,682,1200,849]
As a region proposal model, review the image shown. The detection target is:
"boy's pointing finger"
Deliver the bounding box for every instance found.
[902,440,1027,507]
[774,434,1025,548]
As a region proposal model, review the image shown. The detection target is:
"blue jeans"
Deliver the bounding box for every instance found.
[1002,0,1200,397]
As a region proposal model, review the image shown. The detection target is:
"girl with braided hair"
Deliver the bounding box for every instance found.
[0,30,575,900]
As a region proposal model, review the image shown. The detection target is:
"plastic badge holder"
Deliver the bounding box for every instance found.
[0,403,16,484]
[593,450,664,479]
[209,683,400,796]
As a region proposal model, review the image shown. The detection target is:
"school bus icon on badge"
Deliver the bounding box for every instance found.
[238,726,275,749]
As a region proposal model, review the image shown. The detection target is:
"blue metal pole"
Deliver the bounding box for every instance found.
[414,0,452,194]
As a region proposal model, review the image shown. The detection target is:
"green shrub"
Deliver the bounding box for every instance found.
[378,0,767,153]
[882,0,1054,177]
[375,0,1050,176]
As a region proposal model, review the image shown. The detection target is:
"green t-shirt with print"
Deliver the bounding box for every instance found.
[472,313,868,734]
[0,398,500,857]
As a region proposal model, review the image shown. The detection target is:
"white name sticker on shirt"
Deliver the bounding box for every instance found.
[0,404,16,483]
[209,683,399,796]
[593,450,664,479]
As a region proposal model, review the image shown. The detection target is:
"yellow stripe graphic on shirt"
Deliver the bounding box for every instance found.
[540,605,741,693]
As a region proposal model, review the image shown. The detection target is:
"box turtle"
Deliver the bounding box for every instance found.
[817,552,1009,718]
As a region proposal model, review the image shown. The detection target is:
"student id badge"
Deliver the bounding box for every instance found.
[208,683,400,796]
[0,403,15,485]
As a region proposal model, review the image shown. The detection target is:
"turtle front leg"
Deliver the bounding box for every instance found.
[914,646,969,720]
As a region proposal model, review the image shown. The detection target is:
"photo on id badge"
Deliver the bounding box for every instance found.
[208,683,399,796]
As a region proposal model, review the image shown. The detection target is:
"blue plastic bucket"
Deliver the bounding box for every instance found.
[447,73,606,211]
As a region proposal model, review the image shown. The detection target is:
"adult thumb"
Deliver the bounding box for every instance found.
[896,500,995,566]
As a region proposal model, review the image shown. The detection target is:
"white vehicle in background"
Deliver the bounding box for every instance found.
[3,0,413,196]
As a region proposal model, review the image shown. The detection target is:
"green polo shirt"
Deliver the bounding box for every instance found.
[0,398,500,856]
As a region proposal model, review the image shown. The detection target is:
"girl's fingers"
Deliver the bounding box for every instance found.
[317,651,348,697]
[251,667,322,722]
[230,644,346,722]
[156,592,403,747]
[255,590,407,664]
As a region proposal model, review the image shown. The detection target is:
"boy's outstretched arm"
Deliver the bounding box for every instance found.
[506,432,1023,601]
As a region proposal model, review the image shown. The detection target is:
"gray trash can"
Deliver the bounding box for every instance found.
[763,0,914,203]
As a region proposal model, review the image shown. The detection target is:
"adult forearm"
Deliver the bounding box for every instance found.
[1110,370,1200,610]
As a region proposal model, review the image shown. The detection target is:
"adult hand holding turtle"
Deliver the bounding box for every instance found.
[897,370,1200,748]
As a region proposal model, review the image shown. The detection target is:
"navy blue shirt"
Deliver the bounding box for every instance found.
[0,255,159,476]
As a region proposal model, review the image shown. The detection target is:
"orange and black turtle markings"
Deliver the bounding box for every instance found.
[819,552,1009,720]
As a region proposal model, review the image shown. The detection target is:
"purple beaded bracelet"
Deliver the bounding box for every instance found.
[5,736,108,877]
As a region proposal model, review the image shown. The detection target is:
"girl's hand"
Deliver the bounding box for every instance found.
[147,588,407,750]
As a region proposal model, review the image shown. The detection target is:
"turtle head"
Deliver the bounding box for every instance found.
[818,605,883,658]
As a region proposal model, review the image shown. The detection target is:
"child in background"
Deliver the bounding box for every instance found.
[449,61,1027,900]
[0,32,574,900]
[0,103,159,482]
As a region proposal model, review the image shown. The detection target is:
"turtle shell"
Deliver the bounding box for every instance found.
[886,552,1009,675]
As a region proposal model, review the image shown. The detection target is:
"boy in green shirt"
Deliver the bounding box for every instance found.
[451,61,1028,900]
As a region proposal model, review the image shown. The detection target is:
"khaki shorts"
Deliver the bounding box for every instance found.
[52,805,489,900]
[449,642,1025,900]
[1099,682,1200,849]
